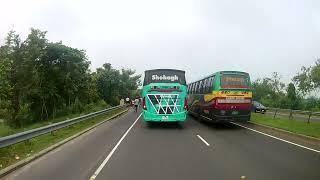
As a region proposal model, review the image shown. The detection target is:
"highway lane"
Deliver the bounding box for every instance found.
[94,115,320,180]
[3,110,320,180]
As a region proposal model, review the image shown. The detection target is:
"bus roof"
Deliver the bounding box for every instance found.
[143,69,186,85]
[144,69,185,73]
[188,71,250,85]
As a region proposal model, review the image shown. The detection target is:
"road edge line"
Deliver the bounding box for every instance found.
[89,113,142,180]
[0,108,129,178]
[231,122,320,153]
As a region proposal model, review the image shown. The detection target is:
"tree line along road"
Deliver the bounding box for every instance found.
[2,109,320,180]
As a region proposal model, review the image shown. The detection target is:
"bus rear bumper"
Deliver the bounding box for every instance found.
[212,114,251,122]
[143,111,187,122]
[198,110,251,122]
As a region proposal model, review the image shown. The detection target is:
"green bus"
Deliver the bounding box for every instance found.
[142,69,188,122]
[187,71,252,122]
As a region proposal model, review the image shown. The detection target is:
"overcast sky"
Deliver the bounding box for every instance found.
[1,0,320,83]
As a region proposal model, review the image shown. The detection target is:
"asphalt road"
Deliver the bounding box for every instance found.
[3,109,320,180]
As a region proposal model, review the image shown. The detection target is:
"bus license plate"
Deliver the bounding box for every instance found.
[232,111,239,115]
[162,116,168,120]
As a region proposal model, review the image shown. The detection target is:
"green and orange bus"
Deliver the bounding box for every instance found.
[142,69,188,123]
[187,71,252,122]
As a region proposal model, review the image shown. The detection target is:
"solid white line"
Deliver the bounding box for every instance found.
[197,134,210,146]
[89,113,142,180]
[231,122,320,153]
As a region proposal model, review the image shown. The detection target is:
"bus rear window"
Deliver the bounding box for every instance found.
[143,69,186,85]
[221,75,249,89]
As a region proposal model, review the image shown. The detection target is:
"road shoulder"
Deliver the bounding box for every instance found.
[0,108,129,179]
[236,121,320,151]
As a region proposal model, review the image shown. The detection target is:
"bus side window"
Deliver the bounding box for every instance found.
[211,76,215,90]
[206,77,211,93]
[195,81,199,94]
[192,83,195,94]
[207,77,212,93]
[202,79,207,94]
[191,83,194,94]
[203,79,207,94]
[199,80,203,94]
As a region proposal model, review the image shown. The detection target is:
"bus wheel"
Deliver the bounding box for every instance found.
[146,121,154,128]
[244,115,251,122]
[198,115,205,122]
[177,122,185,129]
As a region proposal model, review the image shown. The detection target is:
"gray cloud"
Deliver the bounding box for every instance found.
[1,0,319,83]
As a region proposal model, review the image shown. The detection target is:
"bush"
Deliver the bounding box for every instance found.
[6,104,32,128]
[83,100,108,113]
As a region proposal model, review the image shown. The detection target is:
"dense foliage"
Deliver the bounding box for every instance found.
[252,60,320,111]
[0,29,140,127]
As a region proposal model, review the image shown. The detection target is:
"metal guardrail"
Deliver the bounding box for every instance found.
[265,107,320,123]
[0,105,125,148]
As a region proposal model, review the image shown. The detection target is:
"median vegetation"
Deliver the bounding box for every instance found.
[0,107,127,171]
[251,113,320,138]
[252,59,320,111]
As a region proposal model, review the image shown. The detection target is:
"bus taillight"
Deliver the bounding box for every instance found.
[184,98,188,110]
[142,97,147,110]
[213,99,218,108]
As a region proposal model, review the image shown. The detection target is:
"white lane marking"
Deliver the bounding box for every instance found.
[231,122,320,153]
[197,134,210,146]
[89,113,142,180]
[200,115,212,121]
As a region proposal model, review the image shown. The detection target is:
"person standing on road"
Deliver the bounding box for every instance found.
[134,97,139,112]
[125,97,130,105]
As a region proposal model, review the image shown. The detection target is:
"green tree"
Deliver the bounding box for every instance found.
[252,72,286,108]
[287,83,296,102]
[96,63,121,105]
[285,83,302,109]
[252,78,274,101]
[293,66,313,94]
[310,59,320,87]
[118,68,141,98]
[32,42,92,120]
[0,28,141,127]
[293,59,320,94]
[0,49,12,100]
[95,63,141,105]
[1,30,27,126]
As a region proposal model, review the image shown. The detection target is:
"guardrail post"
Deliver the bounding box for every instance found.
[51,130,56,136]
[308,112,312,124]
[289,110,293,119]
[24,139,31,145]
[273,109,278,119]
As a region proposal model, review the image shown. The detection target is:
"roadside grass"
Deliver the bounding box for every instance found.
[0,107,127,170]
[251,113,320,138]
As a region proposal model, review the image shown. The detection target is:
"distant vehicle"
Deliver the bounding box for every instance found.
[188,71,252,122]
[141,69,188,123]
[252,101,267,114]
